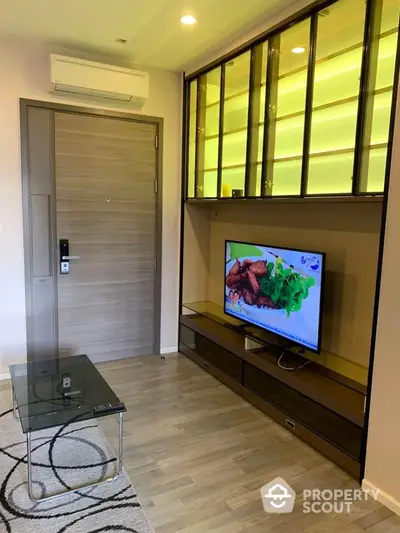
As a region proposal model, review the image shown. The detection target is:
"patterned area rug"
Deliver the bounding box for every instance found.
[0,405,154,533]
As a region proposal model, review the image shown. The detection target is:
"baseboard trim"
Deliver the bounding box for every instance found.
[160,347,178,355]
[362,479,400,516]
[0,371,10,381]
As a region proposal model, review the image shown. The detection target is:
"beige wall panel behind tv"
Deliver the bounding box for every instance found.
[207,201,382,368]
[183,204,211,305]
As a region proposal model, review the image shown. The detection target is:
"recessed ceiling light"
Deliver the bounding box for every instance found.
[180,15,197,25]
[292,47,306,54]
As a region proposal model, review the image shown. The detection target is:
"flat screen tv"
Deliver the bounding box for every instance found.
[224,240,325,353]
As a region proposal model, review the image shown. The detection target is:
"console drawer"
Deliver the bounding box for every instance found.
[180,325,243,382]
[243,362,363,460]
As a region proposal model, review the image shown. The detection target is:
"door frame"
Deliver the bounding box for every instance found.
[20,98,163,360]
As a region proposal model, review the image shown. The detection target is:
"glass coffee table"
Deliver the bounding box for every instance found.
[9,354,126,502]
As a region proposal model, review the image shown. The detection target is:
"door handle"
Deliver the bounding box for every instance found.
[59,239,79,275]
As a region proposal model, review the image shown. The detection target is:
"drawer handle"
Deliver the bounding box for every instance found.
[286,419,295,430]
[204,363,209,368]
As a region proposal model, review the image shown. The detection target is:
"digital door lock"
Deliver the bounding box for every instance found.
[59,239,80,275]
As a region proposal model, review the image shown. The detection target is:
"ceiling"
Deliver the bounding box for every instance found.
[0,0,296,72]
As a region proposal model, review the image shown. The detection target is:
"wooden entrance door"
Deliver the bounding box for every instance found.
[22,102,161,363]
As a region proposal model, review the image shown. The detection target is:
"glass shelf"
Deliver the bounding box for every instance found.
[182,301,245,327]
[204,85,393,142]
[186,0,400,200]
[202,30,397,114]
[203,142,387,172]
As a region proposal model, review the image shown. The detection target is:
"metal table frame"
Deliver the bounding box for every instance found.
[12,386,124,503]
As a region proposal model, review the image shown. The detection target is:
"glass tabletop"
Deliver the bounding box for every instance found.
[9,354,126,434]
[182,301,246,327]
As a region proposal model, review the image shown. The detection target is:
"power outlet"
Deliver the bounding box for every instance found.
[62,374,71,390]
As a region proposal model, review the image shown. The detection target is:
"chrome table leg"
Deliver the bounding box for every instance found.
[27,411,124,502]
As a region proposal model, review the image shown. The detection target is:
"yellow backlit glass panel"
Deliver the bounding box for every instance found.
[365,147,388,191]
[248,42,268,197]
[221,51,251,197]
[308,152,354,194]
[186,0,398,200]
[197,68,221,198]
[270,19,310,196]
[308,0,366,194]
[362,0,399,193]
[273,160,303,196]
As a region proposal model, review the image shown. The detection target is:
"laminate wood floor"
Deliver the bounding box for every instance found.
[98,353,400,533]
[2,353,400,532]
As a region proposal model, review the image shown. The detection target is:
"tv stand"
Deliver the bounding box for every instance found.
[225,322,248,331]
[180,305,366,479]
[226,321,309,372]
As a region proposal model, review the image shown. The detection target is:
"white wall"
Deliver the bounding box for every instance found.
[363,81,400,510]
[0,37,182,375]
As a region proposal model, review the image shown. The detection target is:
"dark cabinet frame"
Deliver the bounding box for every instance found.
[183,0,400,201]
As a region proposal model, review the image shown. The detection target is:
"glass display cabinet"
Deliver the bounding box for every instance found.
[185,0,400,200]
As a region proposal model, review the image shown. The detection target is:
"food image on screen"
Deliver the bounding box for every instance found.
[224,241,324,352]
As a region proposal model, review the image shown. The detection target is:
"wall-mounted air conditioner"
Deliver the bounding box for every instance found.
[49,54,149,107]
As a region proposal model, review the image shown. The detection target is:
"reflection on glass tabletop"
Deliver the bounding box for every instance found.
[9,354,126,434]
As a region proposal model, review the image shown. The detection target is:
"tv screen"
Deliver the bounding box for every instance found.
[224,240,325,353]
